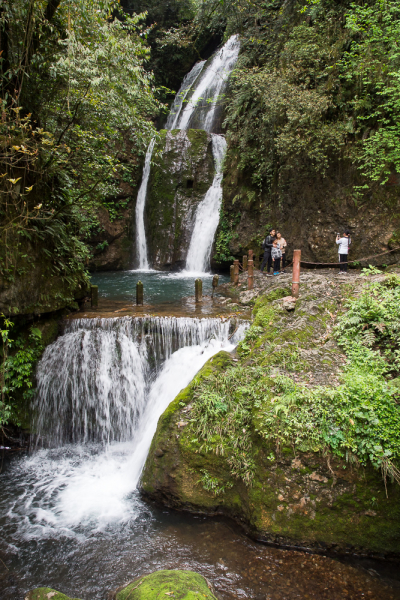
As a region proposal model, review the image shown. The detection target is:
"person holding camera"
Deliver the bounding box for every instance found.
[336,230,351,274]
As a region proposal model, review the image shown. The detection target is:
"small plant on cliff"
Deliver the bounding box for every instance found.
[213,209,239,265]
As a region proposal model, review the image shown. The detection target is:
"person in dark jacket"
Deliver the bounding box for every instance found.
[260,228,276,276]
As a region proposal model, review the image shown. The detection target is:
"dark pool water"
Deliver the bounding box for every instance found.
[0,449,399,600]
[90,270,229,304]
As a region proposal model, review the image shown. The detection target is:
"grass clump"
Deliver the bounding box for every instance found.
[190,275,400,490]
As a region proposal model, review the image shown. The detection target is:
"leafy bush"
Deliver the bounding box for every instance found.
[0,316,43,429]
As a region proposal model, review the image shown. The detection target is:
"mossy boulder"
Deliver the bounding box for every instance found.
[144,129,214,270]
[25,588,82,600]
[141,274,400,555]
[114,570,218,600]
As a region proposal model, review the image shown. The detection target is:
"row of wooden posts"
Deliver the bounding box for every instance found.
[89,250,301,308]
[230,248,302,298]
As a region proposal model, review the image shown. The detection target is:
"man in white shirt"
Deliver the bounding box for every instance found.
[336,231,351,274]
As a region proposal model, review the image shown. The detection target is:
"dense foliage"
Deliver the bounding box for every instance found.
[218,0,400,198]
[0,316,43,430]
[0,0,160,300]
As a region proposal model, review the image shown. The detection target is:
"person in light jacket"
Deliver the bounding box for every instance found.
[336,230,351,274]
[271,240,282,276]
[276,231,287,273]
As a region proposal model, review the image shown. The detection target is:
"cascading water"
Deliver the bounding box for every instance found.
[165,60,206,131]
[185,135,226,272]
[174,35,240,132]
[19,316,248,532]
[34,316,245,447]
[133,35,240,271]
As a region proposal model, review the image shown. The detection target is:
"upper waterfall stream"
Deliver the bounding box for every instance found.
[133,35,240,272]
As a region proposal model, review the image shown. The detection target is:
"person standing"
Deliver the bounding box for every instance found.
[271,240,282,275]
[336,230,351,274]
[276,231,287,273]
[260,228,276,277]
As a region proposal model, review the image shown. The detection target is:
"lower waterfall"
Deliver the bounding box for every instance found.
[11,316,247,533]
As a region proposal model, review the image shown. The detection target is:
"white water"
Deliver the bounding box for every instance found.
[19,317,247,534]
[166,60,206,130]
[174,35,240,132]
[185,135,227,273]
[133,36,240,271]
[135,138,155,269]
[133,62,206,270]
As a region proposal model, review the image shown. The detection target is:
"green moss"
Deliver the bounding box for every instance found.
[116,570,218,600]
[26,588,81,600]
[145,129,214,267]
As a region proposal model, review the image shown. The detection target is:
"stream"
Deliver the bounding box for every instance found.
[0,309,399,599]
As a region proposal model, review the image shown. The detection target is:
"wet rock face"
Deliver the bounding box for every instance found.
[112,570,219,600]
[223,153,400,267]
[88,204,133,272]
[144,129,214,270]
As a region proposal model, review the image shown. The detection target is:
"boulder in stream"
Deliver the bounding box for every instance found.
[112,570,219,600]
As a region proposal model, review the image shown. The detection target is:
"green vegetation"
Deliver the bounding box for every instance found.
[0,0,160,298]
[215,0,400,207]
[187,276,400,490]
[142,278,400,552]
[116,570,218,600]
[212,208,239,264]
[0,316,43,429]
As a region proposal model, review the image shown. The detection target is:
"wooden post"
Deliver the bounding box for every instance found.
[243,255,248,271]
[292,249,301,298]
[136,281,144,305]
[248,259,254,290]
[233,259,239,285]
[91,285,98,308]
[230,264,234,282]
[195,278,202,302]
[212,274,219,297]
[248,249,253,261]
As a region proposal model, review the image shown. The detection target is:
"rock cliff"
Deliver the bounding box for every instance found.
[141,270,400,555]
[143,129,215,270]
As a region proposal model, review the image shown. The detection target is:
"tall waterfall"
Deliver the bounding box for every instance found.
[166,60,206,131]
[185,135,227,272]
[174,35,240,132]
[135,138,155,269]
[133,35,240,271]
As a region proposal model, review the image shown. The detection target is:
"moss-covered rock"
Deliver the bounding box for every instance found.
[141,273,400,555]
[114,570,218,600]
[144,129,214,270]
[25,588,82,600]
